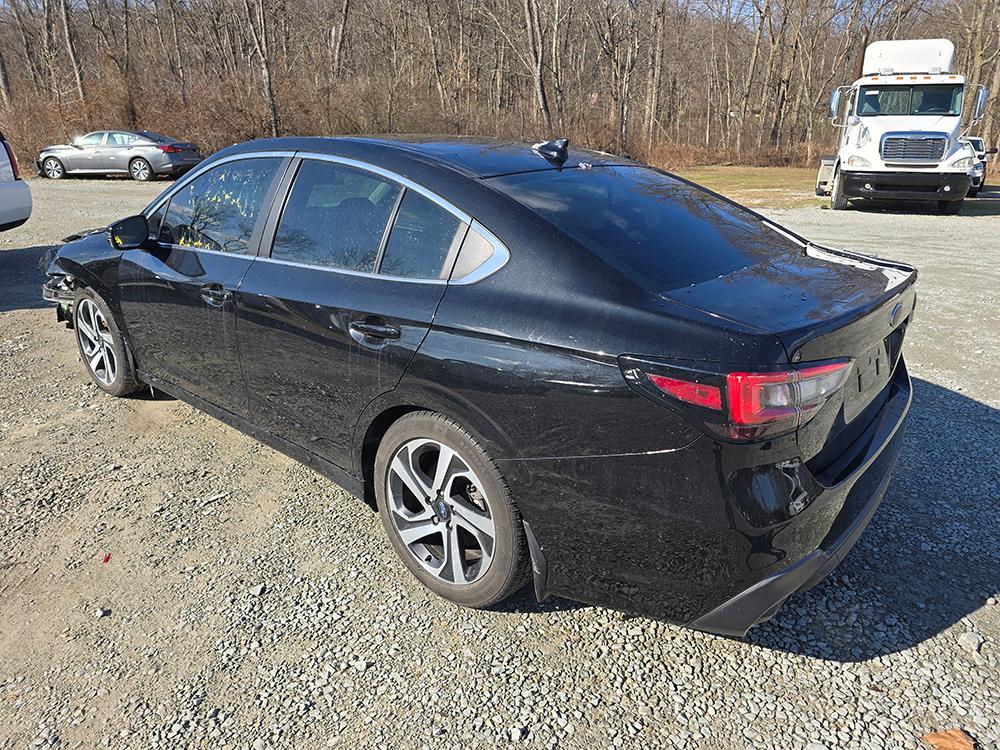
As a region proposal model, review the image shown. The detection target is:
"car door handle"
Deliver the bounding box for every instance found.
[349,321,400,340]
[200,285,232,305]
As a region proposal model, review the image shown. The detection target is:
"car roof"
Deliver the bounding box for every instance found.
[218,135,637,179]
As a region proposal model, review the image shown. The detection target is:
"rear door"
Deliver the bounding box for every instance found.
[237,156,469,470]
[118,155,288,415]
[101,131,137,172]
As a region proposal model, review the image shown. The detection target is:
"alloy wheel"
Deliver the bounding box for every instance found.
[76,298,118,386]
[43,158,63,179]
[130,160,151,180]
[386,438,496,586]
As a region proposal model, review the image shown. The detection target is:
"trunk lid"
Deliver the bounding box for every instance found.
[661,239,917,466]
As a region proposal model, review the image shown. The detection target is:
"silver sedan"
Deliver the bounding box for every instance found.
[36,130,203,181]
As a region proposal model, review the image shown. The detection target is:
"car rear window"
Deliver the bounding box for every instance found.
[488,166,799,291]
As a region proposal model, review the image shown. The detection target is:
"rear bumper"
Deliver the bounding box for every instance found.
[842,170,970,201]
[689,362,911,635]
[154,155,203,175]
[0,180,31,230]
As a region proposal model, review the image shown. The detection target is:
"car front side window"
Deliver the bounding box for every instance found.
[79,132,104,147]
[158,158,282,254]
[271,159,402,272]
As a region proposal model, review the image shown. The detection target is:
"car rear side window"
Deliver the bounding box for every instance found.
[159,158,281,254]
[271,160,402,272]
[489,166,800,291]
[379,191,467,279]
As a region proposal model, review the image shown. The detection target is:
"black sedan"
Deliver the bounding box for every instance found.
[41,136,916,635]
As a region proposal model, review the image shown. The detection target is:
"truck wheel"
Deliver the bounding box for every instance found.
[968,187,979,198]
[830,170,849,210]
[938,199,964,215]
[814,179,827,197]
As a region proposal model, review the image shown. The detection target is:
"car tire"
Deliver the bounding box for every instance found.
[42,157,65,179]
[938,199,964,215]
[375,411,530,609]
[830,169,849,210]
[73,287,143,397]
[129,157,153,181]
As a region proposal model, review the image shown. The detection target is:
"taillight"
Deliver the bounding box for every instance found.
[157,145,183,153]
[647,373,722,410]
[3,140,21,180]
[623,358,852,442]
[725,362,852,438]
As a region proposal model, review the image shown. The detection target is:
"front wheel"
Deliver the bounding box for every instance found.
[42,157,65,179]
[938,199,964,215]
[73,288,143,397]
[129,157,153,181]
[375,412,530,609]
[968,187,980,198]
[830,169,849,210]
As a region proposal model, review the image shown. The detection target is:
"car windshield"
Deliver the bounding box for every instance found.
[857,84,963,117]
[488,165,801,291]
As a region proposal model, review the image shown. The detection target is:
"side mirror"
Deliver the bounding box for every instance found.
[972,86,989,123]
[108,215,149,250]
[828,89,842,120]
[986,147,998,155]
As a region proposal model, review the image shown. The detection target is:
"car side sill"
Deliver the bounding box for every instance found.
[138,370,365,499]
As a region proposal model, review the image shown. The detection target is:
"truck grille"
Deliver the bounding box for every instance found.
[880,136,947,162]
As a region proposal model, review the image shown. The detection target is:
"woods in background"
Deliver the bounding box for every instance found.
[0,0,998,169]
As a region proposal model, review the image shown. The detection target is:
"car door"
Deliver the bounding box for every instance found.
[117,155,289,415]
[101,131,135,172]
[236,156,469,470]
[63,131,105,171]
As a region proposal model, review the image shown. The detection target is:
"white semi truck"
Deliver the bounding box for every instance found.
[816,39,989,214]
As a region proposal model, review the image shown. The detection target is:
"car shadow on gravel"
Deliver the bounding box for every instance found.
[748,377,998,662]
[0,245,51,312]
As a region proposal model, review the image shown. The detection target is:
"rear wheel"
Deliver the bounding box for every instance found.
[938,199,964,215]
[375,412,530,608]
[42,157,65,179]
[830,169,849,210]
[129,157,152,181]
[73,288,142,397]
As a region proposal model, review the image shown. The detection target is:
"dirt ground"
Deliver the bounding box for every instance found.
[0,177,998,750]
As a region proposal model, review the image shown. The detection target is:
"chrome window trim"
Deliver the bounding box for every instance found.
[143,149,510,285]
[451,221,510,284]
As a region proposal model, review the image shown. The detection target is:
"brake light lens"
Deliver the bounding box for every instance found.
[624,358,852,442]
[648,373,722,410]
[157,145,183,153]
[727,362,852,429]
[3,140,21,179]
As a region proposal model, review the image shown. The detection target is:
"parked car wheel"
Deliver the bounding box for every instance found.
[938,199,964,215]
[73,288,142,397]
[42,157,65,179]
[830,169,848,210]
[129,157,153,181]
[375,412,530,609]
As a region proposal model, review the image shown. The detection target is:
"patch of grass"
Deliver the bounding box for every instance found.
[672,165,824,209]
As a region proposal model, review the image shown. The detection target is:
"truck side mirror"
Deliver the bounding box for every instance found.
[972,86,989,124]
[828,89,842,120]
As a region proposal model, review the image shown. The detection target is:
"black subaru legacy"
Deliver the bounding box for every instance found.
[40,136,916,635]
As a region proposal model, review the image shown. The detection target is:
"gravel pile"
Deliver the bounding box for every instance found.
[0,181,997,749]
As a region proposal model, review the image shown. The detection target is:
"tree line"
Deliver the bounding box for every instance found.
[0,0,998,170]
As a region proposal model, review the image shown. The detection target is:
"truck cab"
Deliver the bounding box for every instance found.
[816,39,989,214]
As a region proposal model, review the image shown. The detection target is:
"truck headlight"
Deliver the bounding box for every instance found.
[951,156,974,169]
[846,155,871,168]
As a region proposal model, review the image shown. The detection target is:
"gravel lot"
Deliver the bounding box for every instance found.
[1,179,998,750]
